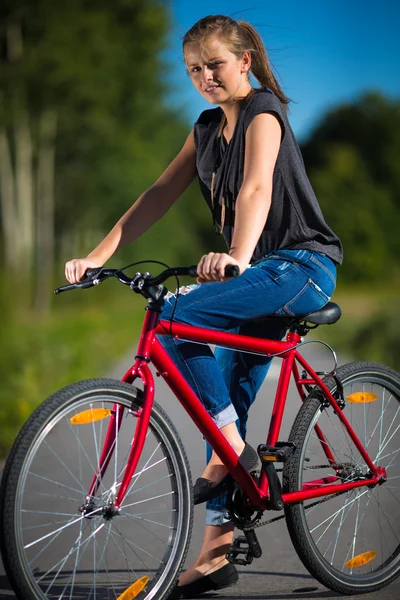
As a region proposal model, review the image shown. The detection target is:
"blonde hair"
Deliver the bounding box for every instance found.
[182,15,290,107]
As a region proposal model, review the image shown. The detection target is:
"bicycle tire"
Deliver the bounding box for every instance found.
[282,361,400,594]
[0,378,193,600]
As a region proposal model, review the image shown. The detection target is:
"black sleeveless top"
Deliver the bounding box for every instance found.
[193,88,343,265]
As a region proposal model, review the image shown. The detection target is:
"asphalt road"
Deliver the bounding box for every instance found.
[1,342,399,599]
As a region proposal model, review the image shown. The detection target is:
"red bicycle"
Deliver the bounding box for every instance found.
[1,263,399,600]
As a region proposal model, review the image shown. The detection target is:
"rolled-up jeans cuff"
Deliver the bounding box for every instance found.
[213,404,238,428]
[205,507,232,526]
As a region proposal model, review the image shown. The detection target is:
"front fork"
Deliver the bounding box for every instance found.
[84,310,159,513]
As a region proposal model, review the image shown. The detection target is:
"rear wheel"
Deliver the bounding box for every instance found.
[283,362,400,594]
[0,378,193,600]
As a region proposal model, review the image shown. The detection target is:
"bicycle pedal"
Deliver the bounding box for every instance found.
[258,442,296,463]
[226,535,254,566]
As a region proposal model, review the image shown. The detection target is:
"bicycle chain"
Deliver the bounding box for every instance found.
[242,463,355,532]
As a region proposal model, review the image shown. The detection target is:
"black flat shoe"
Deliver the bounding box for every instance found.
[193,442,259,505]
[168,563,238,599]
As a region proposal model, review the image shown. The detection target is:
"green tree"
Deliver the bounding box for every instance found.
[301,92,400,282]
[0,0,197,310]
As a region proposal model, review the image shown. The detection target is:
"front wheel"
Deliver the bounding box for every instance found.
[283,362,400,595]
[0,378,193,600]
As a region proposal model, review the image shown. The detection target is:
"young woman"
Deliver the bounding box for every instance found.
[65,14,342,599]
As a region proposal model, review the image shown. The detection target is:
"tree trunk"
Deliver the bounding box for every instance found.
[0,128,18,269]
[35,109,57,313]
[15,108,34,273]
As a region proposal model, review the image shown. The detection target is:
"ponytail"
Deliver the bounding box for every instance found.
[238,21,290,107]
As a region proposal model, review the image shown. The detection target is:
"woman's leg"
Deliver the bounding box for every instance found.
[205,318,286,525]
[177,523,235,586]
[167,251,336,589]
[158,250,336,434]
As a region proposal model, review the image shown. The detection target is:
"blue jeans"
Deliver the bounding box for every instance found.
[158,249,336,525]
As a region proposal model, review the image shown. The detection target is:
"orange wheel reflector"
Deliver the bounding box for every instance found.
[346,392,378,404]
[346,551,377,568]
[117,576,149,599]
[70,408,111,425]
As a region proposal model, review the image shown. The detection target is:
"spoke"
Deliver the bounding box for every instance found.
[376,406,400,461]
[116,430,150,483]
[322,492,355,552]
[329,491,349,564]
[28,472,83,495]
[120,510,172,545]
[368,492,399,557]
[310,432,356,467]
[324,410,355,461]
[37,522,104,589]
[348,488,362,571]
[24,506,104,549]
[376,422,400,463]
[22,510,78,517]
[66,519,87,600]
[67,416,98,483]
[122,491,174,510]
[379,486,400,521]
[310,488,370,534]
[43,529,84,592]
[24,519,75,532]
[23,489,81,503]
[124,473,172,500]
[365,389,393,452]
[43,440,87,495]
[28,516,81,568]
[87,524,120,600]
[127,508,177,516]
[126,443,162,498]
[379,442,400,472]
[109,524,151,573]
[122,512,174,530]
[111,525,163,565]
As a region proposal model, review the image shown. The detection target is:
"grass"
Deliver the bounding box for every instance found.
[316,280,400,370]
[0,283,146,457]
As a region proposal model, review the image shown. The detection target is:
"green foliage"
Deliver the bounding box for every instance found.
[319,283,400,372]
[301,92,400,282]
[349,308,400,370]
[0,277,146,457]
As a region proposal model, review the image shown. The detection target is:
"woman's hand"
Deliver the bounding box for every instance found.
[65,257,103,284]
[196,253,243,284]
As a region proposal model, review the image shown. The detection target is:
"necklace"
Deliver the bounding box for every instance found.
[211,114,227,235]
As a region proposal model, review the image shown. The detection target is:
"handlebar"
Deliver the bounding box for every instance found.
[54,264,240,296]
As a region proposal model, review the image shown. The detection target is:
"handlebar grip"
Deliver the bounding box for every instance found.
[54,283,77,295]
[187,264,240,278]
[54,278,98,295]
[225,264,240,278]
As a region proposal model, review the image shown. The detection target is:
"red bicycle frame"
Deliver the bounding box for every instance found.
[87,308,386,511]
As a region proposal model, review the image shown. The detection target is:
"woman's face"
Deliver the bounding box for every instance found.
[184,37,251,106]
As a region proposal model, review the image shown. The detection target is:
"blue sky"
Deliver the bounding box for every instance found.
[165,0,400,141]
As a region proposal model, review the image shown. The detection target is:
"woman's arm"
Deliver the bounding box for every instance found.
[197,113,282,282]
[65,129,197,282]
[228,112,282,267]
